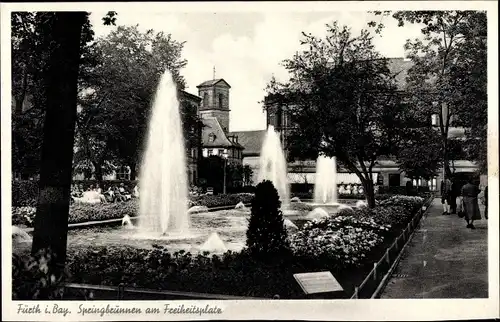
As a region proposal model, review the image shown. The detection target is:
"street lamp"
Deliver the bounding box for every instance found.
[222,150,229,194]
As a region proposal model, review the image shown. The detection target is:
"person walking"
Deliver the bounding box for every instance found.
[483,185,488,220]
[441,177,453,215]
[461,178,482,229]
[449,177,459,214]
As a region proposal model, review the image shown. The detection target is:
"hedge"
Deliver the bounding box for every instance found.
[12,180,139,207]
[12,193,255,228]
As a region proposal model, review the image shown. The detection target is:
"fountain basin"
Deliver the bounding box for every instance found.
[305,203,342,213]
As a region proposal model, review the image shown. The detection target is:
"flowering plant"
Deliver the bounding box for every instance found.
[378,195,424,213]
[12,207,36,227]
[290,215,390,268]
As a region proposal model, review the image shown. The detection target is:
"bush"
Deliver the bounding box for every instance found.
[290,194,427,268]
[290,215,390,268]
[246,180,291,259]
[12,249,68,300]
[191,193,254,208]
[378,195,424,213]
[12,193,256,228]
[12,180,39,207]
[12,207,36,227]
[12,180,139,207]
[347,205,410,228]
[64,245,313,298]
[69,202,138,223]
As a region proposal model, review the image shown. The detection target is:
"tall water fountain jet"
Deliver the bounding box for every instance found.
[258,125,290,206]
[313,156,338,204]
[138,71,190,236]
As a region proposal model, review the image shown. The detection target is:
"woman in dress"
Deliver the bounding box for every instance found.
[483,185,488,220]
[461,178,482,229]
[441,177,453,215]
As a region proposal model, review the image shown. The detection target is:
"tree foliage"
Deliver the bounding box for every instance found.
[264,23,406,207]
[387,11,488,175]
[198,156,245,192]
[396,127,442,180]
[77,25,192,179]
[11,12,96,178]
[246,180,291,260]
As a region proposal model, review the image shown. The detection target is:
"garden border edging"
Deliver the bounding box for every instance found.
[350,195,435,299]
[21,203,252,233]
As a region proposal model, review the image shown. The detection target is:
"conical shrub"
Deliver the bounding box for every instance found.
[246,180,291,259]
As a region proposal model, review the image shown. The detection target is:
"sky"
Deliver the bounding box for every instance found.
[89,11,424,132]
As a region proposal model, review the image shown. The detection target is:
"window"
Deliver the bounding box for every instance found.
[429,177,438,191]
[219,149,224,156]
[203,93,209,108]
[219,93,224,109]
[208,133,216,143]
[208,149,213,156]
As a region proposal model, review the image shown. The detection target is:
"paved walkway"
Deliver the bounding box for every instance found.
[381,198,488,298]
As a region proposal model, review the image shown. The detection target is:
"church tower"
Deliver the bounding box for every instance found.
[196,78,231,132]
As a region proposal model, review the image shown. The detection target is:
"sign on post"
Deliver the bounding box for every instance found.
[293,271,343,295]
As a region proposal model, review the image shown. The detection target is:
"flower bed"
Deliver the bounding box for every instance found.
[11,194,426,299]
[12,193,255,228]
[291,215,391,268]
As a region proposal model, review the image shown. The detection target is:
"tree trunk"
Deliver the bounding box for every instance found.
[362,179,376,208]
[31,13,86,274]
[14,65,29,114]
[83,169,92,180]
[129,163,137,180]
[93,161,103,182]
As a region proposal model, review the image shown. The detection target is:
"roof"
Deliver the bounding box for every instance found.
[196,79,231,89]
[229,130,267,156]
[202,117,242,148]
[178,90,201,102]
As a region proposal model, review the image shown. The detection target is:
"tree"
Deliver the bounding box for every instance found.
[30,12,87,281]
[80,25,189,179]
[264,23,405,207]
[11,12,97,178]
[227,163,244,190]
[386,11,488,176]
[242,165,254,186]
[396,127,442,180]
[199,155,225,193]
[180,100,204,159]
[28,12,117,295]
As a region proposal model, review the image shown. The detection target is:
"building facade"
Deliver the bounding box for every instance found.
[261,58,485,193]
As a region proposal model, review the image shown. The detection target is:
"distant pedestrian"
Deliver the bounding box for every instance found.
[483,185,488,220]
[461,178,482,229]
[405,180,414,196]
[449,177,459,214]
[441,177,453,215]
